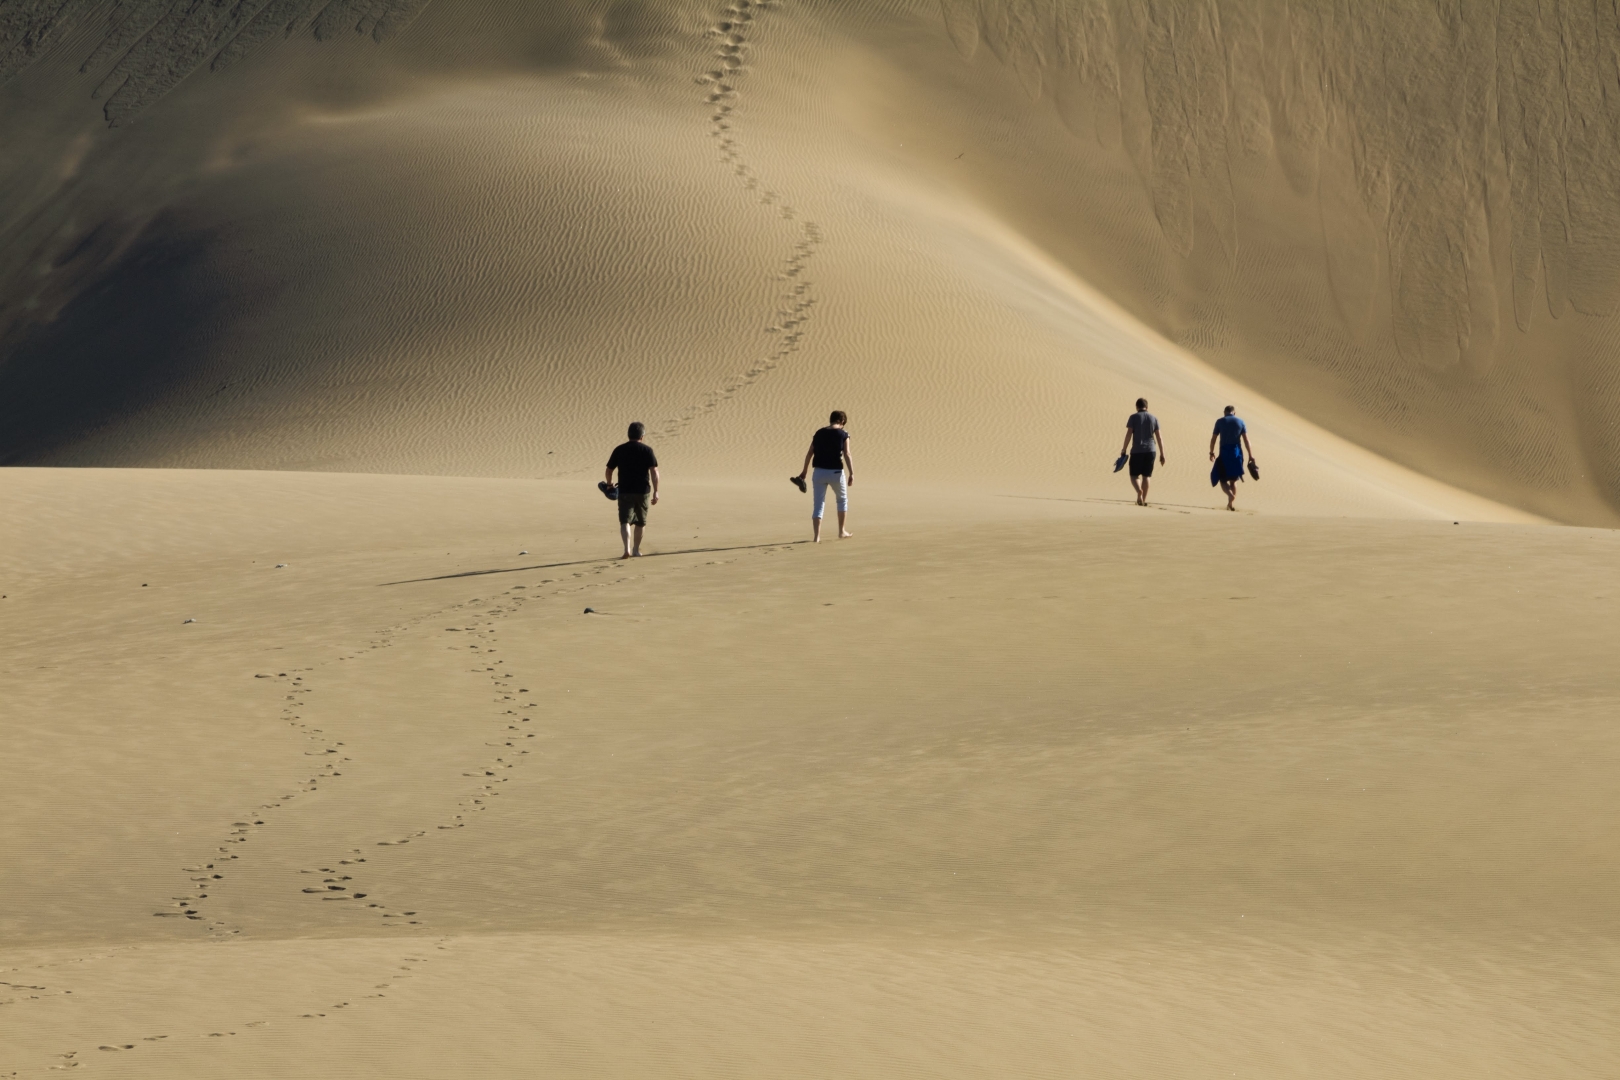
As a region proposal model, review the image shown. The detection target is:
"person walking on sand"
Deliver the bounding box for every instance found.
[792,410,854,542]
[1120,398,1166,506]
[605,421,660,558]
[1208,405,1256,511]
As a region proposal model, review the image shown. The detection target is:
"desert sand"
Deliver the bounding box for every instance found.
[3,2,1620,1077]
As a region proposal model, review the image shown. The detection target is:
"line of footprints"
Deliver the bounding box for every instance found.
[37,564,626,1072]
[152,665,366,933]
[155,570,622,934]
[41,949,442,1071]
[670,0,819,440]
[295,573,627,922]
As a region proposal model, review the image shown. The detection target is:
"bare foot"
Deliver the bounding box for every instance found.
[619,553,632,560]
[839,531,853,538]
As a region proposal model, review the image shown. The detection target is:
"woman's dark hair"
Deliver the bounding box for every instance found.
[628,421,646,439]
[829,410,847,425]
[1136,398,1148,410]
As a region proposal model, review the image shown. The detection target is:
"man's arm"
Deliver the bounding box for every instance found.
[842,440,854,485]
[604,462,616,485]
[1121,425,1134,457]
[650,466,661,504]
[1209,431,1219,461]
[797,445,815,480]
[1241,432,1254,460]
[1155,428,1167,464]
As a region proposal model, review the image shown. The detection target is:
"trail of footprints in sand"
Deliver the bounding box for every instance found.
[164,564,623,933]
[149,664,368,933]
[17,564,629,1073]
[311,568,626,926]
[665,0,820,439]
[151,668,326,933]
[27,948,444,1073]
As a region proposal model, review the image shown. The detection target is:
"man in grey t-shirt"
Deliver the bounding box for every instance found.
[1120,397,1166,506]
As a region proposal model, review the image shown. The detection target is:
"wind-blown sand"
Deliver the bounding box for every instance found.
[3,2,1620,1077]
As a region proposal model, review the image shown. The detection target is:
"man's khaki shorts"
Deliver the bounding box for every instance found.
[618,492,651,526]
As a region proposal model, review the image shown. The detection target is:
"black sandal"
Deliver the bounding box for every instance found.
[790,476,807,493]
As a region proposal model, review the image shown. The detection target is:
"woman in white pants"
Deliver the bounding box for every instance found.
[793,410,854,541]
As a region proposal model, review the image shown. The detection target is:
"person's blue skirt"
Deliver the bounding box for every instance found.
[1211,447,1245,486]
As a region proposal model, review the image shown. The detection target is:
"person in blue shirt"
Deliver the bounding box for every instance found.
[1208,405,1255,511]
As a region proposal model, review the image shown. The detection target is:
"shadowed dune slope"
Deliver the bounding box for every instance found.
[2,1,1618,519]
[912,0,1620,522]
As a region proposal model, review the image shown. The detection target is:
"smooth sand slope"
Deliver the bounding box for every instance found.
[3,469,1619,1078]
[3,1,1620,1077]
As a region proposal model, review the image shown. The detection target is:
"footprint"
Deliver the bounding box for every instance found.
[665,0,819,441]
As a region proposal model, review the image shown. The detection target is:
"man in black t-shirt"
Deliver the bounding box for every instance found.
[792,409,854,541]
[605,421,660,558]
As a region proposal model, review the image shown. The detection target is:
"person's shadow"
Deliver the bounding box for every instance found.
[379,541,812,586]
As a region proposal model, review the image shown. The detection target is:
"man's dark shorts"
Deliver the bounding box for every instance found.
[1129,452,1156,478]
[618,492,651,526]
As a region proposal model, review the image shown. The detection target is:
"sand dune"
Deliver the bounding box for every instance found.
[3,2,1620,1077]
[0,1,1614,520]
[893,0,1620,522]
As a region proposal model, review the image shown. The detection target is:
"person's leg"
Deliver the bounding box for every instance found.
[1130,456,1150,504]
[812,469,830,541]
[619,497,646,556]
[835,472,851,537]
[1222,479,1237,510]
[633,496,651,553]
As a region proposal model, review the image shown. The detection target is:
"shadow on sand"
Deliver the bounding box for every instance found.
[379,541,811,586]
[997,494,1253,515]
